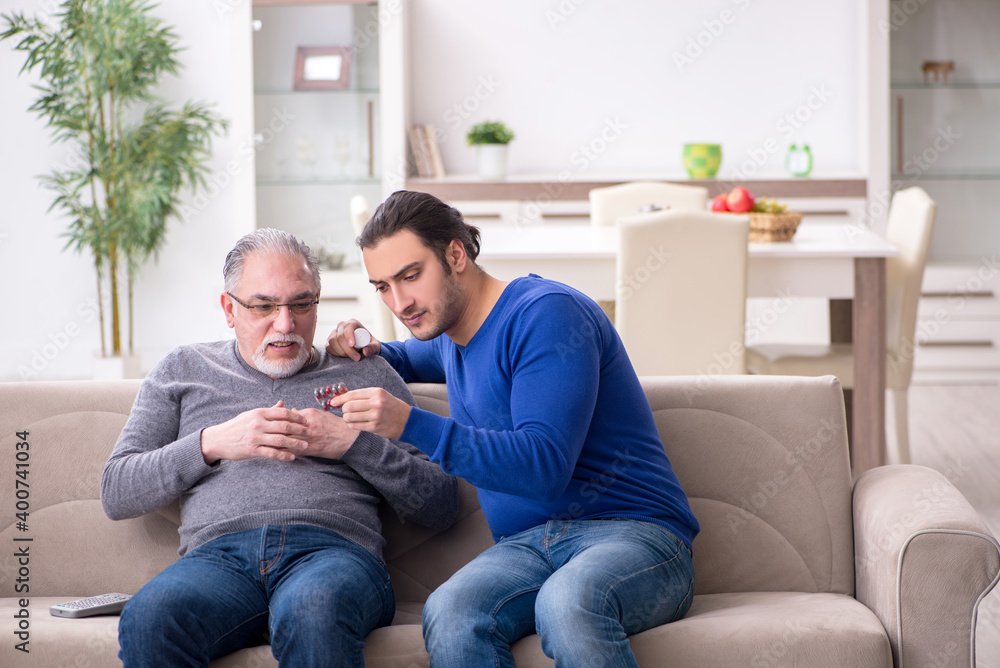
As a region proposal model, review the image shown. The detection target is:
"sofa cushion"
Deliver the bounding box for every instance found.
[0,597,122,666]
[645,375,855,596]
[381,480,493,604]
[630,592,892,667]
[3,591,892,668]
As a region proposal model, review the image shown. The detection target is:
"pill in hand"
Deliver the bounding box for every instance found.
[353,328,372,351]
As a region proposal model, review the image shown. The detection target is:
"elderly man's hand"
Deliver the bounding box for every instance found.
[200,401,310,464]
[326,319,381,361]
[291,407,362,459]
[329,388,411,440]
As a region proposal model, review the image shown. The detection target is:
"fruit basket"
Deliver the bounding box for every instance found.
[747,211,803,242]
[712,189,802,243]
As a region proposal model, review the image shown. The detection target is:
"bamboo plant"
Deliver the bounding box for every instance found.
[1,0,227,357]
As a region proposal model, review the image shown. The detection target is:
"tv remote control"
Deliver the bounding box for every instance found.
[50,593,132,618]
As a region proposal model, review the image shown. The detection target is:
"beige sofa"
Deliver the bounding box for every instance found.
[2,375,998,667]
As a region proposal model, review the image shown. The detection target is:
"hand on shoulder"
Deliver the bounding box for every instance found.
[327,319,381,361]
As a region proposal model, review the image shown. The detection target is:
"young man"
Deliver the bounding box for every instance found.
[101,228,457,667]
[326,191,699,667]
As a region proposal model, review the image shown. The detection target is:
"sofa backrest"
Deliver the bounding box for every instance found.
[378,385,494,604]
[385,376,857,599]
[0,380,178,597]
[0,374,855,602]
[0,379,485,603]
[649,374,855,596]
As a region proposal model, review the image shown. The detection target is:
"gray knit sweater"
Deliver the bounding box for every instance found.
[100,340,458,560]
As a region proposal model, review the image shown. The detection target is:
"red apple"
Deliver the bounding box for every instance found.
[710,194,729,212]
[726,186,754,213]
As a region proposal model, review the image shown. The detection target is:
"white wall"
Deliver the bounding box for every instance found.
[407,0,866,181]
[0,0,255,381]
[404,0,876,348]
[1,0,884,381]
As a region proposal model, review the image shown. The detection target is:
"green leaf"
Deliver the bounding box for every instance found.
[467,120,515,145]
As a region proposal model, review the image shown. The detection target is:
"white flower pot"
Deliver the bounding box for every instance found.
[478,143,509,180]
[92,353,143,380]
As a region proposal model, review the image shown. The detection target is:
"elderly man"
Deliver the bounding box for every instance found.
[101,228,457,668]
[326,191,698,668]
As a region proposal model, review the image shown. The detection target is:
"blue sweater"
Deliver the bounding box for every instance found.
[381,275,699,548]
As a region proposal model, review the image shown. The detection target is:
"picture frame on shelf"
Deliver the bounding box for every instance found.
[293,46,352,91]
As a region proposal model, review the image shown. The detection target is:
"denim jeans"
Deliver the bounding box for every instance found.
[118,524,395,668]
[422,518,694,668]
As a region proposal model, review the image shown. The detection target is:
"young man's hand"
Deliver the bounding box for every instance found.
[330,388,411,440]
[326,319,381,361]
[200,401,310,464]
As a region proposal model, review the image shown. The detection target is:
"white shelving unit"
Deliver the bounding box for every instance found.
[890,0,1000,382]
[249,0,407,323]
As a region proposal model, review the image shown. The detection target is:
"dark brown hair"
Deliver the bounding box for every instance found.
[357,190,481,274]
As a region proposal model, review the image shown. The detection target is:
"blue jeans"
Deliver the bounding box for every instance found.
[118,524,395,668]
[422,518,694,668]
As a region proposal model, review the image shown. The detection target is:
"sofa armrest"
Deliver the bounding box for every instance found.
[854,464,1000,668]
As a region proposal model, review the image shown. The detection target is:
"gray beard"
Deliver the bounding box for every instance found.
[253,334,311,378]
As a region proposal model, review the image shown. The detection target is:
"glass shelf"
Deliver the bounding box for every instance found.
[256,176,381,186]
[892,172,1000,181]
[254,88,380,95]
[893,84,1000,180]
[891,81,1000,89]
[888,0,1000,261]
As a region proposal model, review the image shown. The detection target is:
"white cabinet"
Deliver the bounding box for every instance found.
[913,262,1000,383]
[889,0,1000,261]
[890,0,1000,382]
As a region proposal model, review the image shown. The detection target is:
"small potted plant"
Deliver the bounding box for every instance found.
[467,120,515,180]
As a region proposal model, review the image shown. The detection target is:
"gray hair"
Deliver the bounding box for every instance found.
[223,228,320,294]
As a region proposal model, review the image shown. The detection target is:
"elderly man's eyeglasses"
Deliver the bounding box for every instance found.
[227,292,319,318]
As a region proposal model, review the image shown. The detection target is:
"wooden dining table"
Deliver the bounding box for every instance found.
[473,218,899,477]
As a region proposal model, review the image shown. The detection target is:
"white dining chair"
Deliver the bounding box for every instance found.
[615,210,749,376]
[745,187,937,464]
[349,194,401,342]
[349,193,371,236]
[589,181,710,226]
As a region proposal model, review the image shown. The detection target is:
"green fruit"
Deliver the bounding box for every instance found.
[751,197,788,214]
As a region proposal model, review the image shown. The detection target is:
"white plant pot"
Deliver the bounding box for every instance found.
[478,143,509,180]
[92,353,143,380]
